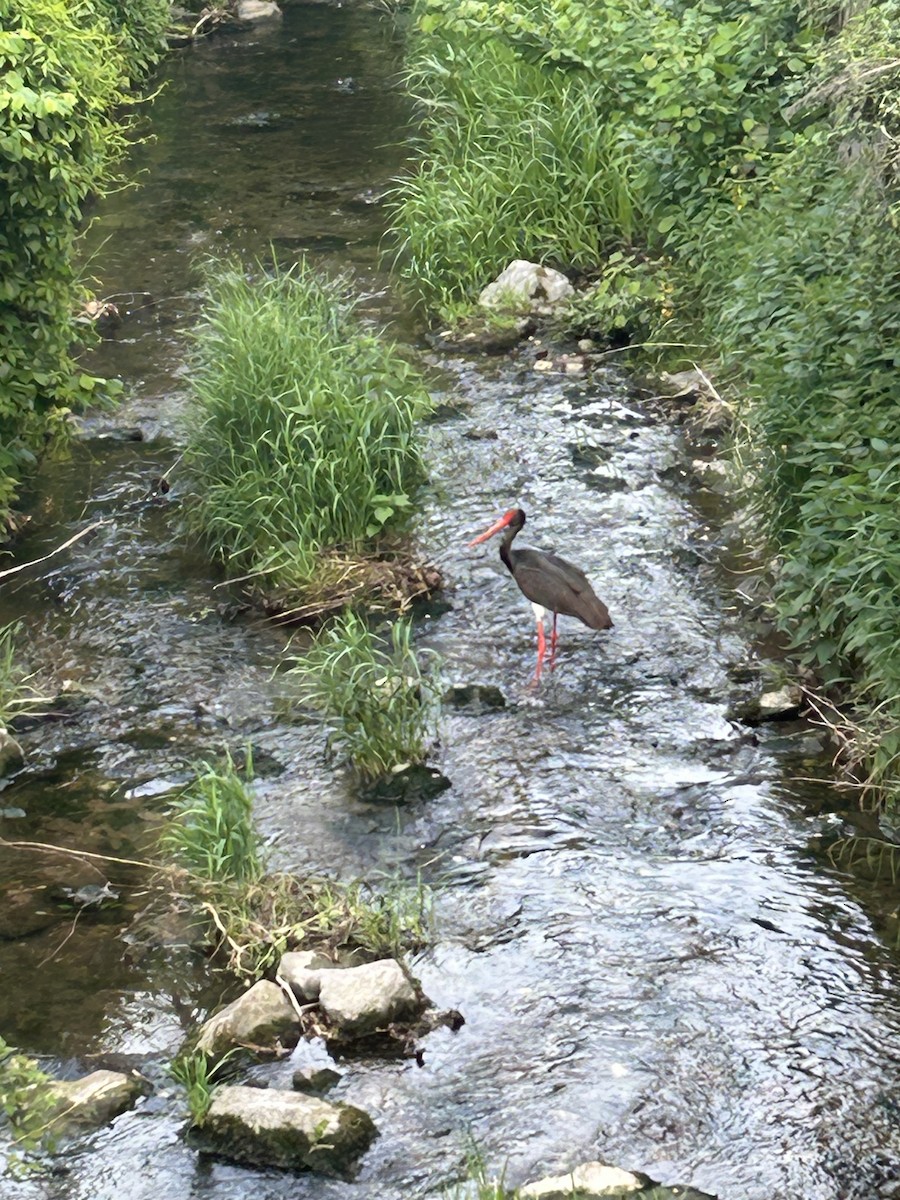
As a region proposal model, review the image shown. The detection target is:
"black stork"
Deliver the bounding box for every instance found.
[468,507,612,682]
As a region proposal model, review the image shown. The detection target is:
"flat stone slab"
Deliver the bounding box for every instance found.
[196,1084,377,1176]
[47,1069,148,1134]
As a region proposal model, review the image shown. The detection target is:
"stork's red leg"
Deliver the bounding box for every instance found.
[550,612,559,670]
[531,614,547,685]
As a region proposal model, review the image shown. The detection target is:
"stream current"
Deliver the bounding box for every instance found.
[2,5,900,1199]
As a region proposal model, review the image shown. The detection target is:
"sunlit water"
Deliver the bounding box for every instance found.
[2,6,900,1200]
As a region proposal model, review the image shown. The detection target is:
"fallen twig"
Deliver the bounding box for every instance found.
[0,520,108,581]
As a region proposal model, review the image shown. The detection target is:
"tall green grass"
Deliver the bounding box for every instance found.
[0,623,42,731]
[389,38,640,315]
[181,259,431,596]
[160,751,262,884]
[288,611,440,781]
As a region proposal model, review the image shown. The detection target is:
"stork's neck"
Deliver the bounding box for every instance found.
[499,523,520,575]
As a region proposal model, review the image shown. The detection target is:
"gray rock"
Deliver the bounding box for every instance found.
[478,259,573,314]
[237,0,282,20]
[292,1066,342,1094]
[521,1161,649,1198]
[279,950,338,1001]
[757,684,803,719]
[317,958,425,1037]
[0,729,24,777]
[196,980,300,1057]
[731,683,803,725]
[46,1070,148,1134]
[196,1084,377,1175]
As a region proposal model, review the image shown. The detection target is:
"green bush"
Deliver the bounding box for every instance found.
[0,0,167,521]
[181,259,431,596]
[390,36,640,315]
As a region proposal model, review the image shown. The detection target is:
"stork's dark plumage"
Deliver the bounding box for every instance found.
[468,507,612,682]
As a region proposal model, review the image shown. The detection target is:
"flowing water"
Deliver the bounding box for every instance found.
[3,5,900,1199]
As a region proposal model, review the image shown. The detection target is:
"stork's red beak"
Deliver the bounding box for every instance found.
[468,511,515,547]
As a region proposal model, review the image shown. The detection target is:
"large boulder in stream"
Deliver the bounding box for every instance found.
[46,1069,149,1134]
[479,259,573,314]
[279,953,428,1038]
[195,1084,377,1176]
[521,1160,717,1200]
[196,980,300,1057]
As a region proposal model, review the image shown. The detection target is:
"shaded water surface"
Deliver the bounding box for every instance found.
[2,5,900,1200]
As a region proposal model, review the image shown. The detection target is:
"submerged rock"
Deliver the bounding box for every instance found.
[46,1069,148,1134]
[196,980,300,1057]
[443,683,507,713]
[195,1084,377,1175]
[0,729,24,777]
[363,762,451,804]
[292,1066,341,1094]
[479,259,573,314]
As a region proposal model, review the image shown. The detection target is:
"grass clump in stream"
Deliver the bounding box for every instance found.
[160,750,262,885]
[0,623,45,733]
[158,752,432,981]
[181,257,432,610]
[288,611,440,783]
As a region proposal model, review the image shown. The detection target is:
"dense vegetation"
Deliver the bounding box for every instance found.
[390,0,900,807]
[0,0,168,524]
[181,259,431,604]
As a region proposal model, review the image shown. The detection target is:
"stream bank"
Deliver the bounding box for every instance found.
[2,5,900,1199]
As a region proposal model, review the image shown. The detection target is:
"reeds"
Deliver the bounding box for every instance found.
[159,751,262,884]
[181,258,431,598]
[288,611,440,782]
[389,38,640,314]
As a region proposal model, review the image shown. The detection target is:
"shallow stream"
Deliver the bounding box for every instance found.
[3,5,900,1199]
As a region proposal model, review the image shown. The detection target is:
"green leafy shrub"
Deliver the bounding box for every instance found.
[0,0,166,521]
[181,259,431,597]
[288,611,440,781]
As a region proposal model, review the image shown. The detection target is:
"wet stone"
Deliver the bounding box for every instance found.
[194,1085,377,1176]
[363,762,451,804]
[46,1069,149,1135]
[279,949,338,1002]
[196,980,300,1057]
[0,729,24,777]
[316,958,427,1038]
[521,1161,647,1197]
[730,683,803,725]
[292,1066,341,1094]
